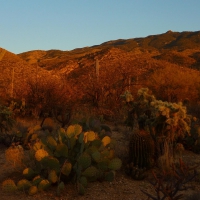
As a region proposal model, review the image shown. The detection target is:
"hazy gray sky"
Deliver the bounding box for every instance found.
[1,0,199,54]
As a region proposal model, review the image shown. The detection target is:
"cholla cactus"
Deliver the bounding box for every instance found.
[126,88,193,175]
[121,90,134,103]
[127,88,191,141]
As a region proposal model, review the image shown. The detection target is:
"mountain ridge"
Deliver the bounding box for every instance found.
[1,30,200,101]
[17,30,200,72]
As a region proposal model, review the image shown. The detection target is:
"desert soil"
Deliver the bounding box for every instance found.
[1,125,200,200]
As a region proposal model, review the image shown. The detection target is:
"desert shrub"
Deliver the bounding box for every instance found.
[141,159,197,200]
[19,77,81,127]
[146,64,200,103]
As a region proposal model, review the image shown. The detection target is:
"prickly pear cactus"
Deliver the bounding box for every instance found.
[38,179,51,191]
[108,158,122,170]
[5,123,121,196]
[23,168,36,180]
[28,185,38,195]
[66,124,82,138]
[61,161,72,176]
[102,136,111,147]
[2,179,17,193]
[17,179,32,191]
[82,166,99,180]
[35,149,49,161]
[48,170,58,183]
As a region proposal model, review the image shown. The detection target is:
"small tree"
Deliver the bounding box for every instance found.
[23,77,80,127]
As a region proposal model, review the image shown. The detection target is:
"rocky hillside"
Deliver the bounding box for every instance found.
[0,48,55,100]
[1,30,200,101]
[17,30,200,74]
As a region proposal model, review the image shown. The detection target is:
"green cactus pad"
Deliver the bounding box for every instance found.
[2,179,17,193]
[28,185,38,195]
[74,124,83,136]
[32,176,43,186]
[23,168,36,180]
[78,132,84,143]
[101,149,110,157]
[102,136,111,147]
[86,131,96,142]
[97,159,109,171]
[38,179,50,191]
[91,151,101,163]
[54,143,68,157]
[82,166,99,178]
[91,139,102,148]
[48,170,58,183]
[40,156,60,172]
[78,153,92,169]
[104,171,115,182]
[86,145,98,154]
[33,141,43,151]
[108,158,122,170]
[58,128,66,143]
[66,124,82,138]
[61,162,72,176]
[46,136,57,150]
[35,149,49,161]
[66,125,74,138]
[70,137,77,149]
[17,179,32,191]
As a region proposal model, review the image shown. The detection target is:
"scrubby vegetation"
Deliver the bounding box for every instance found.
[1,85,200,199]
[1,31,200,199]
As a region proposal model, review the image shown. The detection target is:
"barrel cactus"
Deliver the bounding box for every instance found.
[129,130,154,169]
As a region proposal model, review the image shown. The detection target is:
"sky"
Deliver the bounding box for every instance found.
[0,0,200,54]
